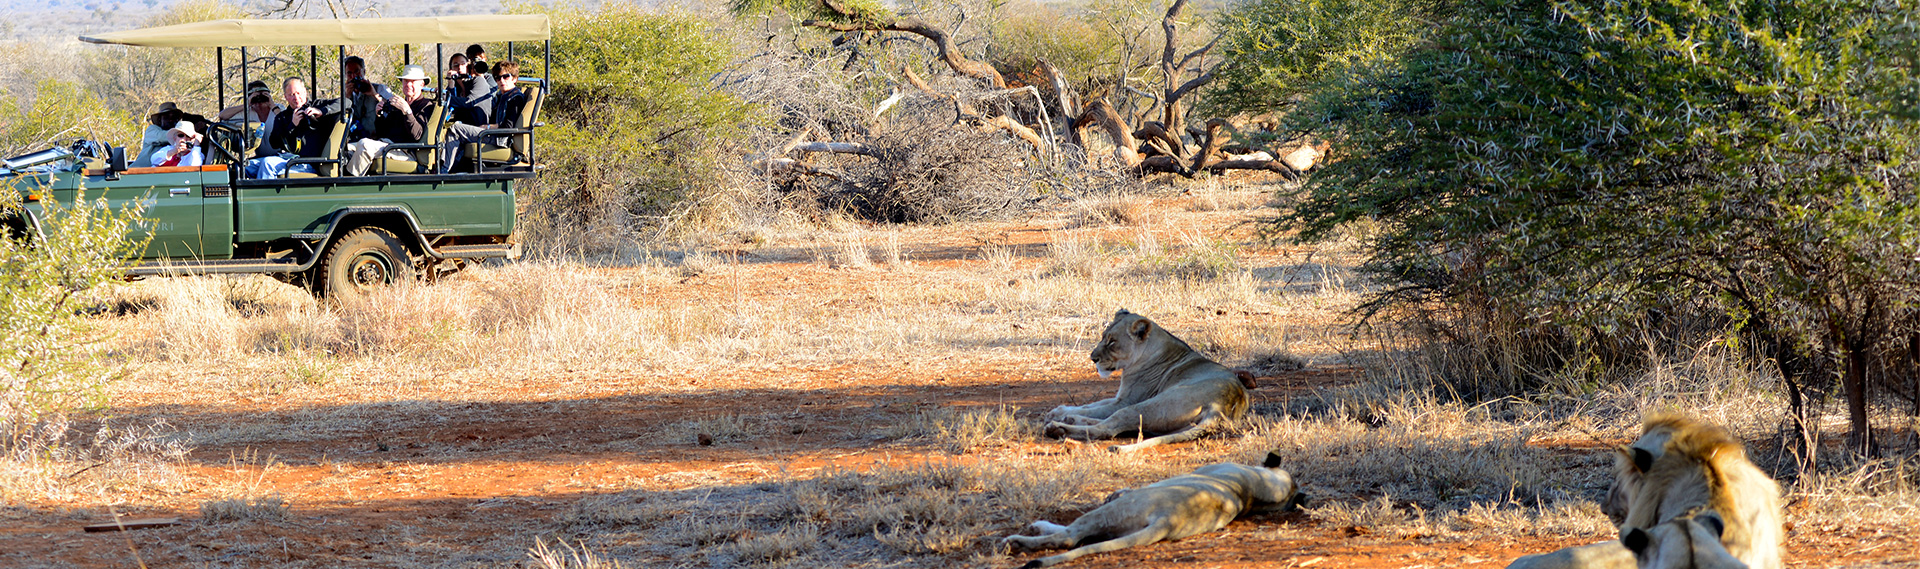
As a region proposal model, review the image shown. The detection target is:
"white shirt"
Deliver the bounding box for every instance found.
[148,145,204,168]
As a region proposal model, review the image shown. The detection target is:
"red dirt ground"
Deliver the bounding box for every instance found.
[5,196,1915,568]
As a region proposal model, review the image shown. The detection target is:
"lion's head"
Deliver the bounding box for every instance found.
[1089,309,1191,380]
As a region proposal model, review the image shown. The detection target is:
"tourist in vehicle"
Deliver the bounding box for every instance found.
[445,53,471,95]
[439,60,528,170]
[252,77,330,178]
[217,80,283,123]
[149,122,204,167]
[342,55,397,100]
[134,101,206,167]
[345,64,435,176]
[452,55,497,126]
[491,61,529,131]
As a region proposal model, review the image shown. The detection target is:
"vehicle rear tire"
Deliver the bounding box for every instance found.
[311,227,414,298]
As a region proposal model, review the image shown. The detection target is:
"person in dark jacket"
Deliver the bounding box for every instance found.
[253,77,336,178]
[345,65,435,176]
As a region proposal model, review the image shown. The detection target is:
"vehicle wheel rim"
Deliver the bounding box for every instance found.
[346,252,393,292]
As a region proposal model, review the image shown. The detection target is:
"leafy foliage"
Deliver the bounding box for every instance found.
[1276,0,1920,444]
[728,0,895,25]
[1208,0,1446,117]
[1,189,146,451]
[985,1,1130,90]
[0,81,140,158]
[507,3,752,248]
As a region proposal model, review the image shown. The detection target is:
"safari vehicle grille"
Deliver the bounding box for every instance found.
[204,185,231,197]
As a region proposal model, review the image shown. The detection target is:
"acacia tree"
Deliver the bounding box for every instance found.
[1207,0,1445,118]
[1279,0,1920,458]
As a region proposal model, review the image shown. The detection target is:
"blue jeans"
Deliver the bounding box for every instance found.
[245,155,314,178]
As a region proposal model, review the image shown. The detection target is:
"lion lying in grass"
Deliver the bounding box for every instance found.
[1044,309,1250,452]
[1002,452,1304,568]
[1506,413,1782,569]
[1616,413,1783,569]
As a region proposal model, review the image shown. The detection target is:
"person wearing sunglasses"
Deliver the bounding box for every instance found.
[150,122,204,167]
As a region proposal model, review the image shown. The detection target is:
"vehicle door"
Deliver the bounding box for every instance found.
[85,166,225,260]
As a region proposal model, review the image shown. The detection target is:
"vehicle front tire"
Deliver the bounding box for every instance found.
[312,227,414,298]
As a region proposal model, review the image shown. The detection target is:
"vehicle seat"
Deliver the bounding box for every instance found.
[473,80,544,172]
[286,119,348,178]
[375,91,449,175]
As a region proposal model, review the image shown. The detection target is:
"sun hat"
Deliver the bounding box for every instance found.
[150,101,182,119]
[396,64,430,81]
[245,80,271,95]
[168,121,201,142]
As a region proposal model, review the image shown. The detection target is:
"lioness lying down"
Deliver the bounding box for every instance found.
[1003,453,1304,568]
[1045,309,1250,452]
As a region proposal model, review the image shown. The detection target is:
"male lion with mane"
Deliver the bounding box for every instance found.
[1044,309,1250,453]
[1002,452,1305,568]
[1616,413,1783,569]
[1505,413,1782,569]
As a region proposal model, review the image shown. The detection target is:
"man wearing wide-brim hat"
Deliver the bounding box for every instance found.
[135,101,208,167]
[345,64,437,176]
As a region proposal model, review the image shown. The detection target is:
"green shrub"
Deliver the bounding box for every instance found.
[508,3,752,251]
[1,191,146,450]
[1277,0,1920,452]
[1,80,148,449]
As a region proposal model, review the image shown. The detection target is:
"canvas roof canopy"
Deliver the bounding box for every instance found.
[79,15,551,48]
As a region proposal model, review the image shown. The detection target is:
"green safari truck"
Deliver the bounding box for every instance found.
[1,15,551,296]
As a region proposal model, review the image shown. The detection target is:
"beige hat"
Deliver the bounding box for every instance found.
[396,64,430,81]
[168,122,201,142]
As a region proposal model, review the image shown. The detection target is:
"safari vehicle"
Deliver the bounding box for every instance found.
[0,15,551,296]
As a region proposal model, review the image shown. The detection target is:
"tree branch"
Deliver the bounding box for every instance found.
[801,1,1005,88]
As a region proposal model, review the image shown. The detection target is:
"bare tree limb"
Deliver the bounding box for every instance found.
[793,141,878,156]
[802,0,1006,88]
[1188,118,1228,173]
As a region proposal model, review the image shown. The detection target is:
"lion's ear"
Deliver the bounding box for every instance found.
[1129,319,1150,340]
[1697,512,1726,538]
[1263,452,1283,468]
[1633,447,1655,473]
[1622,527,1650,554]
[1115,308,1131,317]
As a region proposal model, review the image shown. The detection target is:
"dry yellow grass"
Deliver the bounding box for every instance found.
[7,189,1916,568]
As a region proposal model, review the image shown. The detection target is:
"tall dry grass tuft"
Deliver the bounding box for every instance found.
[0,419,190,505]
[886,406,1037,454]
[560,490,674,531]
[201,495,290,523]
[1072,192,1153,226]
[529,538,631,569]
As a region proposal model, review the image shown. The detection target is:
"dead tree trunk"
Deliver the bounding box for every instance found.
[1155,0,1218,155]
[1074,99,1141,169]
[1038,60,1081,148]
